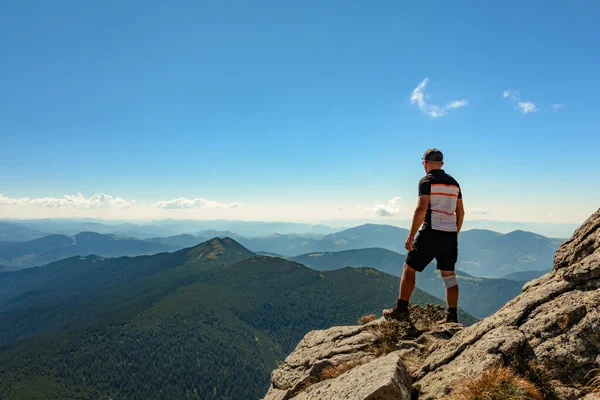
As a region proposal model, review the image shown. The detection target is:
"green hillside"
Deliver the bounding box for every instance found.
[291,247,406,272]
[0,239,475,400]
[0,237,255,343]
[417,267,524,318]
[292,247,525,318]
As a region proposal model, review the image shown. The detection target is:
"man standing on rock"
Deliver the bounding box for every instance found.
[384,148,465,324]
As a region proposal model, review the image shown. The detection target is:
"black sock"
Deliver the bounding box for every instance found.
[396,299,409,309]
[448,307,457,315]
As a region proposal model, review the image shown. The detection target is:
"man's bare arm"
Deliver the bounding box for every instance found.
[456,198,465,234]
[410,195,430,236]
[405,195,429,251]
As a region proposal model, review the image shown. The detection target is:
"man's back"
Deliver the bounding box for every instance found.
[418,169,462,232]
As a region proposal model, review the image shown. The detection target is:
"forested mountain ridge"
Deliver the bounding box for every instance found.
[291,247,525,318]
[0,238,475,400]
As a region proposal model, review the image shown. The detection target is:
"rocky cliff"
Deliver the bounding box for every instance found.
[263,209,600,400]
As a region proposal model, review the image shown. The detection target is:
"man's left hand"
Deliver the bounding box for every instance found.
[405,235,415,252]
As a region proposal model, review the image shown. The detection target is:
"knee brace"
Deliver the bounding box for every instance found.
[442,274,458,289]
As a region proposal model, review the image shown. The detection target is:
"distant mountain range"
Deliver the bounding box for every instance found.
[145,233,209,248]
[0,221,47,241]
[0,232,178,270]
[502,269,551,281]
[0,219,341,240]
[0,223,563,277]
[291,247,526,318]
[242,225,561,278]
[0,238,474,400]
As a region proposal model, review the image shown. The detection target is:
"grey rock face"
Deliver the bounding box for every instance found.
[263,317,422,400]
[267,322,379,398]
[293,352,411,400]
[414,209,600,399]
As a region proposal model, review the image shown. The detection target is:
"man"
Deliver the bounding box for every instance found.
[383,148,465,324]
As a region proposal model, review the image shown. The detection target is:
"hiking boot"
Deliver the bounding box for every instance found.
[437,310,458,324]
[383,299,411,323]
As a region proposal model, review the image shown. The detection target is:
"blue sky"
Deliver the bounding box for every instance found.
[0,1,599,223]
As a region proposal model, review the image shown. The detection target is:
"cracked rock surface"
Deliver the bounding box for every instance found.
[414,208,600,399]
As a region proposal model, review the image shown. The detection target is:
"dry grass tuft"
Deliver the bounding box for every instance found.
[409,303,447,331]
[444,365,543,400]
[358,313,376,325]
[369,319,412,357]
[319,358,368,381]
[294,376,318,394]
[516,359,561,400]
[400,351,428,375]
[294,358,370,395]
[584,369,600,396]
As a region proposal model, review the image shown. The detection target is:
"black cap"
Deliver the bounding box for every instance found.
[422,148,444,162]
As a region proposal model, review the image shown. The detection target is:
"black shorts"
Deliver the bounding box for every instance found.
[405,230,458,272]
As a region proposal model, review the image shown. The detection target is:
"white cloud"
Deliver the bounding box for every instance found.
[336,206,345,212]
[517,102,538,114]
[373,196,403,217]
[503,90,520,100]
[410,78,468,118]
[0,194,30,205]
[448,100,468,109]
[503,90,538,113]
[154,197,241,209]
[468,207,490,215]
[551,104,566,110]
[0,193,134,208]
[357,197,404,217]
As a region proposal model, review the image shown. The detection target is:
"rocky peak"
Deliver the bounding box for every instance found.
[262,209,600,400]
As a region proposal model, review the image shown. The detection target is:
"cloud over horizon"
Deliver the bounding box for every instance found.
[468,207,491,215]
[373,196,403,216]
[410,78,468,118]
[0,193,135,208]
[154,197,242,209]
[356,197,404,216]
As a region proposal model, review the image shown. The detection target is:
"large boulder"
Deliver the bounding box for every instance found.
[262,319,414,400]
[264,322,380,399]
[293,352,412,400]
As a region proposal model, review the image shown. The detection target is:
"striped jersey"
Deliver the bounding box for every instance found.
[418,169,462,232]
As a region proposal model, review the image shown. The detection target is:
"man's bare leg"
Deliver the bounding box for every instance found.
[383,263,417,321]
[440,270,459,323]
[440,271,458,307]
[399,263,417,301]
